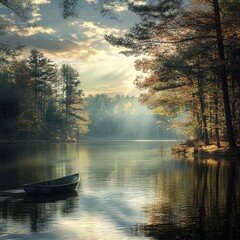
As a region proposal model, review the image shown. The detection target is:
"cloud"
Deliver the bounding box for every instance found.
[85,1,128,13]
[45,41,98,64]
[28,0,51,24]
[63,20,128,52]
[129,0,147,6]
[113,5,128,12]
[1,32,98,64]
[84,0,145,13]
[32,0,51,4]
[71,33,78,40]
[30,38,98,63]
[0,0,140,96]
[86,0,98,3]
[9,26,55,36]
[78,51,139,96]
[99,2,129,13]
[81,21,126,41]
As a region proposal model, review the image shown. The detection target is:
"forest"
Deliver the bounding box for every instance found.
[0,49,89,141]
[0,46,177,141]
[105,0,240,150]
[1,0,240,149]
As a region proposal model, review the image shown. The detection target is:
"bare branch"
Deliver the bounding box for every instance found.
[0,0,31,26]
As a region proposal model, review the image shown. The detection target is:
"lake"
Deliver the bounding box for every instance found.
[0,140,240,239]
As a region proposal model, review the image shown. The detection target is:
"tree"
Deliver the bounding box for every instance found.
[105,0,240,149]
[45,100,64,140]
[60,64,89,140]
[27,49,58,137]
[0,67,20,139]
[0,44,89,141]
[8,60,35,138]
[212,0,236,149]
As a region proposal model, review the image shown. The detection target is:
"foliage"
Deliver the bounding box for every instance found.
[60,64,90,140]
[0,49,89,141]
[106,0,240,148]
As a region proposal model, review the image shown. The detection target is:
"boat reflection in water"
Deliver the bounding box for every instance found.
[23,190,79,203]
[26,190,79,232]
[0,189,80,233]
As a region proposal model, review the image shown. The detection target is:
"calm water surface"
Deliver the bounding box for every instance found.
[0,140,240,239]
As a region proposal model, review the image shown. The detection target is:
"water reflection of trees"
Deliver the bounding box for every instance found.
[0,191,79,233]
[0,143,89,191]
[134,157,240,240]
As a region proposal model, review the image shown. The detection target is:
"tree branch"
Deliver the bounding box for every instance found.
[153,82,188,91]
[0,0,31,26]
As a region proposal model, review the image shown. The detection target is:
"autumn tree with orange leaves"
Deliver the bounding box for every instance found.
[106,0,240,149]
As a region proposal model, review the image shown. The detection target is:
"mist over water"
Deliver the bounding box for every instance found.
[84,95,179,140]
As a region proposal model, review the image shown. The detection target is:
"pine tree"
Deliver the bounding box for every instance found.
[27,49,57,138]
[60,64,89,140]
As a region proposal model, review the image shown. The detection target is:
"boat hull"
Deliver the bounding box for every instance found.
[23,173,80,195]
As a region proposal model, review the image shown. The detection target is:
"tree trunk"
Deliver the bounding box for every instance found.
[194,111,202,141]
[212,0,236,149]
[214,92,221,148]
[197,75,210,145]
[231,71,237,126]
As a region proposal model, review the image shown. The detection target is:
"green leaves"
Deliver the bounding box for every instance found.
[0,49,89,141]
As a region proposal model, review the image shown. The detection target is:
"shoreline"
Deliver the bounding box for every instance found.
[0,138,178,144]
[0,139,76,144]
[171,141,240,158]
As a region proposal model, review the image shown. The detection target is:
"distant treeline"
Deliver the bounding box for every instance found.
[84,94,177,140]
[0,49,178,142]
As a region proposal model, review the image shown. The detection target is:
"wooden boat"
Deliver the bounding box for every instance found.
[23,173,80,195]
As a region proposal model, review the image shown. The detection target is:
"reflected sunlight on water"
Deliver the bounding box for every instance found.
[0,141,240,239]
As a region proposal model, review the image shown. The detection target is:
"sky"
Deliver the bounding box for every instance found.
[0,0,143,96]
